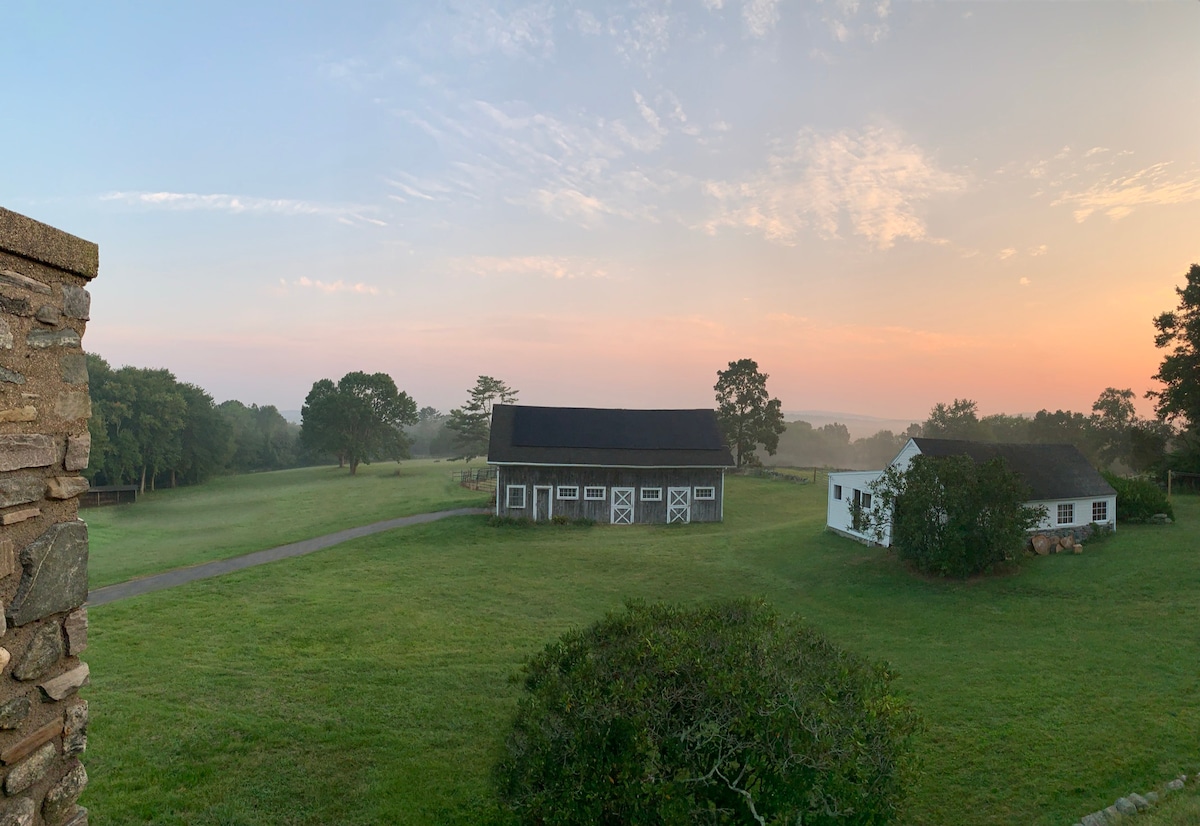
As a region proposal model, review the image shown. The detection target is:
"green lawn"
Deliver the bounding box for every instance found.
[80,474,1200,825]
[84,459,489,587]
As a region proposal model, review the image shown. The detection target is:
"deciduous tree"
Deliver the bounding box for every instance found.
[1149,263,1200,426]
[300,372,417,474]
[714,358,786,467]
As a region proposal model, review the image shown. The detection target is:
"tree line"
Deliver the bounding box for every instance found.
[87,354,307,490]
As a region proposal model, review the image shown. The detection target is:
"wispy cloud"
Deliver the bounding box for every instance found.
[1019,277,1031,286]
[1052,161,1200,222]
[818,0,891,44]
[701,124,964,249]
[279,277,381,295]
[102,191,384,224]
[443,1,557,60]
[742,0,782,37]
[454,255,610,279]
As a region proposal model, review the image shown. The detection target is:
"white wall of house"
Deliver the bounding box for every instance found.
[1028,496,1117,532]
[827,471,886,544]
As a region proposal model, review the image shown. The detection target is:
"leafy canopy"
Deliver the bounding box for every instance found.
[1149,263,1200,427]
[868,454,1044,578]
[446,375,517,462]
[496,598,920,826]
[300,371,417,474]
[714,358,786,468]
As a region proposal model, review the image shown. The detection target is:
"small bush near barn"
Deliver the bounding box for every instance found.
[1101,471,1175,522]
[870,454,1044,578]
[494,598,920,826]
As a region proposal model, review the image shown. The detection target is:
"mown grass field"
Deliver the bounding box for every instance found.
[85,460,489,588]
[80,469,1200,825]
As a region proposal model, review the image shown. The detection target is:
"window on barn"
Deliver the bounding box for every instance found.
[694,487,716,500]
[557,486,579,500]
[584,486,606,500]
[861,492,872,509]
[640,488,663,501]
[1092,501,1108,522]
[833,484,842,500]
[1057,503,1074,525]
[506,485,526,509]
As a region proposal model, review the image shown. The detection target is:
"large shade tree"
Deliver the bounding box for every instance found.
[714,358,785,467]
[1149,263,1200,427]
[300,372,417,474]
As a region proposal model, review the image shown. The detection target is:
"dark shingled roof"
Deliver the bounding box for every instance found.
[909,438,1116,500]
[488,405,736,467]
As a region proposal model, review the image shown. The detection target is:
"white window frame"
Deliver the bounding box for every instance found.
[1092,501,1108,522]
[556,486,579,500]
[1057,503,1074,525]
[694,486,716,500]
[584,486,606,500]
[506,485,526,509]
[640,487,663,502]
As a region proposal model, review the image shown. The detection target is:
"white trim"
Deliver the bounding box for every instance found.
[667,487,691,524]
[640,487,663,502]
[533,485,553,521]
[556,485,579,500]
[506,485,526,509]
[584,486,606,500]
[694,486,715,500]
[611,487,634,524]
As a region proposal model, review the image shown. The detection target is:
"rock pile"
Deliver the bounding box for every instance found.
[1073,772,1198,825]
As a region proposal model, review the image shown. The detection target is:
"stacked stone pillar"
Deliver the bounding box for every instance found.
[0,208,96,826]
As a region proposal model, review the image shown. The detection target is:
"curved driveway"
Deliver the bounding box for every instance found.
[86,507,489,607]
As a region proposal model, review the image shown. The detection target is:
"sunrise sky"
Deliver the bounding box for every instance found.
[3,1,1198,421]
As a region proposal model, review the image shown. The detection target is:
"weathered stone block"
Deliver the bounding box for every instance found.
[8,521,89,626]
[0,291,32,317]
[26,329,80,350]
[54,392,90,420]
[0,797,35,826]
[0,477,43,509]
[42,761,87,825]
[1115,797,1137,816]
[1129,792,1150,812]
[0,538,15,579]
[62,701,87,756]
[64,609,86,656]
[0,366,24,385]
[0,719,63,766]
[59,354,87,386]
[34,305,62,326]
[61,806,87,826]
[0,696,28,730]
[0,435,55,472]
[0,318,11,350]
[46,477,88,501]
[0,508,40,526]
[63,435,90,472]
[0,270,50,296]
[0,407,36,423]
[12,622,64,681]
[61,286,90,321]
[39,664,89,702]
[3,742,56,795]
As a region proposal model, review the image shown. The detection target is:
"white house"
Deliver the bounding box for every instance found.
[827,438,1118,546]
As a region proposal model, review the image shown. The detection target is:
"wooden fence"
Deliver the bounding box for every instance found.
[452,467,497,492]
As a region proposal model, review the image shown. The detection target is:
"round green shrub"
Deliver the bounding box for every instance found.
[494,599,920,825]
[1101,471,1175,522]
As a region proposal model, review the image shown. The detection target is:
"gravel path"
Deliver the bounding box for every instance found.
[86,507,490,607]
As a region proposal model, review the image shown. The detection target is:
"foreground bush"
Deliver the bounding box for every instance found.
[495,599,920,825]
[1102,471,1175,522]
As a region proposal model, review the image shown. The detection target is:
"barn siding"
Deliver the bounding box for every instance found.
[495,465,725,523]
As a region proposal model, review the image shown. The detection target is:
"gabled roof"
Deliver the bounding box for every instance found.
[488,405,736,467]
[907,438,1116,500]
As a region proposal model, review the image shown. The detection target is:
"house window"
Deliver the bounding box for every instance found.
[1092,501,1108,522]
[1057,503,1074,525]
[694,486,716,500]
[833,484,842,500]
[584,486,606,500]
[506,485,526,509]
[557,486,579,500]
[861,492,872,510]
[640,487,663,501]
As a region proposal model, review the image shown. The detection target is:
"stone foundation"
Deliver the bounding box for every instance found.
[0,208,96,825]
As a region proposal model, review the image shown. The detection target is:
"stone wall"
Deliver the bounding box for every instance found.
[0,208,97,826]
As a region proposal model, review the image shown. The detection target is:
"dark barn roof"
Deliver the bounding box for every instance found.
[488,405,736,467]
[909,438,1116,500]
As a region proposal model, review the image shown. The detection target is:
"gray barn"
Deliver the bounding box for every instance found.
[487,405,736,524]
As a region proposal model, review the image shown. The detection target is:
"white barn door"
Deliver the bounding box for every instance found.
[667,487,690,524]
[611,487,634,524]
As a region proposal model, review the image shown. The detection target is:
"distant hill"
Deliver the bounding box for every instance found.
[783,410,921,440]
